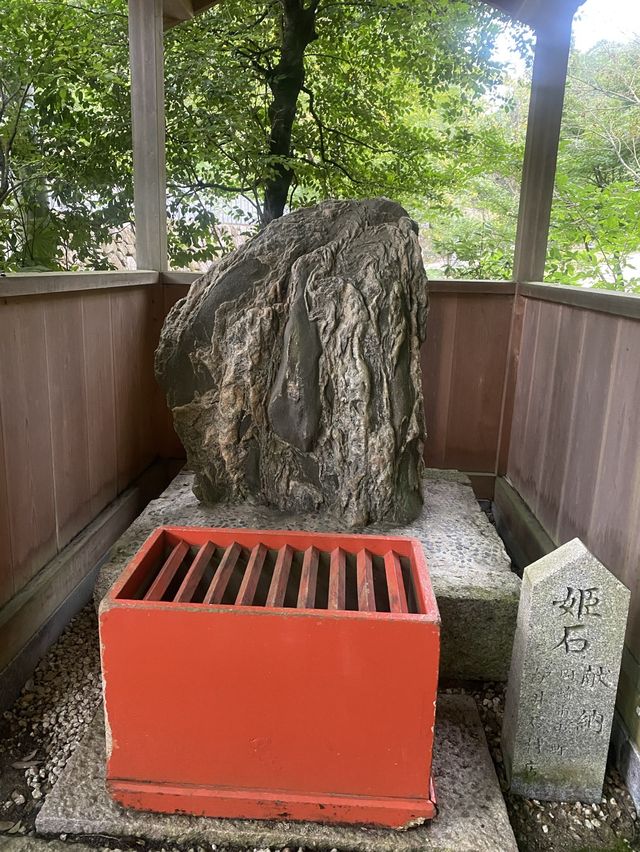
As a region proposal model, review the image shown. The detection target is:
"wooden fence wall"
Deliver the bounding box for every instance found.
[0,275,166,610]
[507,283,640,742]
[421,282,515,483]
[0,275,514,618]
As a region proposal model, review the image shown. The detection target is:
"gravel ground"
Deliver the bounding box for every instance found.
[1,604,639,851]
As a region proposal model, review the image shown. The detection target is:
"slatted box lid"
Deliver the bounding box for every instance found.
[100,526,440,828]
[110,526,439,619]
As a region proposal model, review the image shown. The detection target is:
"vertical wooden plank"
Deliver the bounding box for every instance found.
[297,547,319,609]
[203,542,241,605]
[496,292,525,475]
[144,539,189,601]
[328,548,346,611]
[111,288,156,492]
[587,319,640,598]
[422,294,457,468]
[82,291,118,516]
[444,294,512,472]
[235,544,267,606]
[536,306,586,539]
[506,297,540,486]
[266,545,293,608]
[622,449,640,656]
[556,310,619,543]
[0,395,15,607]
[384,551,408,614]
[175,541,216,603]
[512,300,561,517]
[44,295,93,550]
[0,300,57,592]
[129,0,167,271]
[356,550,375,612]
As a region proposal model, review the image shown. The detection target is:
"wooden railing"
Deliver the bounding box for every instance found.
[0,273,514,615]
[506,281,640,746]
[0,273,166,610]
[3,270,638,739]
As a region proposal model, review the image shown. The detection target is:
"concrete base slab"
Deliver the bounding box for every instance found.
[35,694,517,851]
[95,469,520,680]
[0,840,99,852]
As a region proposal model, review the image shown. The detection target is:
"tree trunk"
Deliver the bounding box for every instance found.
[262,0,317,225]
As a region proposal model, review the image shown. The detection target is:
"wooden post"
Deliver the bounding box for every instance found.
[128,0,167,271]
[513,14,574,283]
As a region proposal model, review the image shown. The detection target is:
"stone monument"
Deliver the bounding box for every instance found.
[156,198,428,528]
[502,538,630,801]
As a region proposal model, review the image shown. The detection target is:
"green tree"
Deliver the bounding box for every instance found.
[427,37,640,291]
[163,0,512,265]
[1,0,517,271]
[0,0,132,271]
[547,39,640,290]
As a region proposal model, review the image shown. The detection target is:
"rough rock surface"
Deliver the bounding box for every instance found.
[35,695,518,852]
[95,468,520,681]
[156,198,429,528]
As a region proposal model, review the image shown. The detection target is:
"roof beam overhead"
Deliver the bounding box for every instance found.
[163,0,220,28]
[479,0,585,31]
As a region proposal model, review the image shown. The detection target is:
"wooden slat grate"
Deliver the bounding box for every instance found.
[121,535,419,613]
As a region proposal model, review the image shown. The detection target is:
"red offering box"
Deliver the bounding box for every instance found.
[99,526,440,828]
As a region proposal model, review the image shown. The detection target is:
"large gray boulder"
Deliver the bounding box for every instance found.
[156,198,428,528]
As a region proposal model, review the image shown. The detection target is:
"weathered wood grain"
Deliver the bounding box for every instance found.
[0,299,57,595]
[507,300,640,659]
[82,291,119,516]
[422,291,514,477]
[44,294,93,550]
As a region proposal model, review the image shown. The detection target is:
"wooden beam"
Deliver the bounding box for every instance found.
[512,12,574,282]
[1,270,159,298]
[163,0,220,28]
[484,0,583,30]
[518,282,640,321]
[129,0,168,271]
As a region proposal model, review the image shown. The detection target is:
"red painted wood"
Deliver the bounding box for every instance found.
[174,541,215,603]
[235,543,267,606]
[328,548,346,610]
[202,542,242,605]
[297,546,318,609]
[356,549,375,612]
[266,545,292,607]
[144,540,189,601]
[384,551,408,613]
[109,778,437,827]
[101,525,440,828]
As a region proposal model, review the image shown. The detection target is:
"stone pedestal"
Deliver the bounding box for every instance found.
[502,538,630,801]
[35,695,518,852]
[94,468,520,681]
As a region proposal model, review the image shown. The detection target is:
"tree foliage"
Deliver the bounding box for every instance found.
[163,0,509,265]
[428,37,640,292]
[1,0,638,292]
[1,0,509,270]
[0,0,131,270]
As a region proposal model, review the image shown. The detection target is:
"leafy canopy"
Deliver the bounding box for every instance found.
[1,0,510,270]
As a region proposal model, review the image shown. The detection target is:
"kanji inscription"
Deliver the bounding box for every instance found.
[502,539,629,802]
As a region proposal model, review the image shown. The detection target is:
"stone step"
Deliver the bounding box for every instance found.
[35,694,517,852]
[95,468,520,681]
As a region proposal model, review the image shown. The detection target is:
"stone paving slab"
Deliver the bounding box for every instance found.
[0,840,100,852]
[36,694,517,852]
[95,469,520,680]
